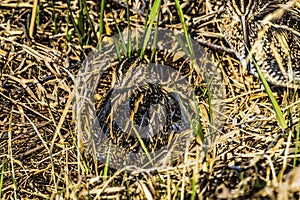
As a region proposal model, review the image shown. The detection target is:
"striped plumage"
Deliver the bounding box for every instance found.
[94,51,190,153]
[218,0,300,87]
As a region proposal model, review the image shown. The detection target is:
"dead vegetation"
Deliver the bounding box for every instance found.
[0,0,300,199]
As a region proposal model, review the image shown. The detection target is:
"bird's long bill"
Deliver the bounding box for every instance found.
[240,15,252,72]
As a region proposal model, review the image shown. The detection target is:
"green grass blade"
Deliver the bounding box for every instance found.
[125,0,132,57]
[190,177,196,200]
[98,0,105,48]
[206,77,215,137]
[294,95,300,167]
[139,0,161,58]
[114,40,122,61]
[174,0,194,56]
[150,19,159,62]
[103,147,110,182]
[52,0,58,35]
[132,126,154,166]
[82,0,98,45]
[253,60,287,129]
[193,101,204,142]
[113,16,127,56]
[124,172,131,200]
[174,34,192,58]
[78,0,84,32]
[0,162,4,199]
[66,0,83,45]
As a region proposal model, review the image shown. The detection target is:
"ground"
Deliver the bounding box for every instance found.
[0,0,299,199]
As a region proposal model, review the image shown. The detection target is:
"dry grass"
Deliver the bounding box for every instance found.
[0,0,300,199]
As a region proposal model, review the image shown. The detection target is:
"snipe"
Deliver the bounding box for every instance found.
[218,0,300,87]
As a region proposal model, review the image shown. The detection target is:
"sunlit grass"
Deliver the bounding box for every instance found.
[139,0,161,58]
[66,0,98,47]
[253,59,287,129]
[98,0,105,48]
[294,92,300,167]
[1,0,299,199]
[0,161,5,199]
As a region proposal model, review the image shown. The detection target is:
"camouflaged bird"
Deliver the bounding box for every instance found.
[218,0,300,87]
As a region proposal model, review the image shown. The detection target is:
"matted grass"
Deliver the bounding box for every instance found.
[0,0,299,199]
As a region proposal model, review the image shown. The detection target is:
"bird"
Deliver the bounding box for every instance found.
[217,0,300,87]
[94,53,188,153]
